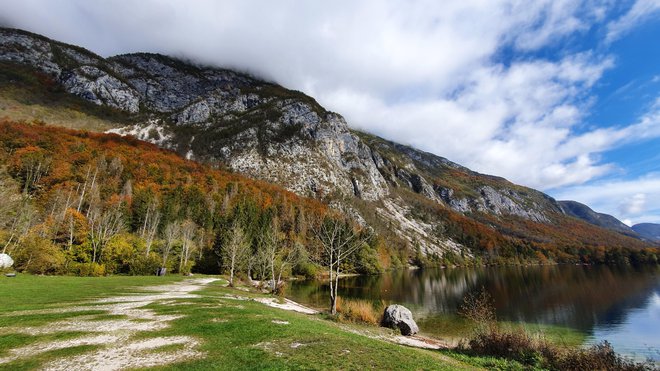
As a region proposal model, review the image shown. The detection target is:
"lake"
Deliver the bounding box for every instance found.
[286,264,660,362]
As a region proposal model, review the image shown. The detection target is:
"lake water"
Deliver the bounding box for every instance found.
[287,265,660,362]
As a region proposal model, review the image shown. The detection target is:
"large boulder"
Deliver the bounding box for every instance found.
[0,253,14,269]
[382,304,419,336]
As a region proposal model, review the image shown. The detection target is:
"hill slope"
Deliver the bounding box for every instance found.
[632,223,660,242]
[558,201,639,238]
[1,27,656,266]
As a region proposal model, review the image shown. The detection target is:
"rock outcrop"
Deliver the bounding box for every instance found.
[382,305,419,336]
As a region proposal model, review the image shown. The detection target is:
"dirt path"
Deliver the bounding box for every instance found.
[0,278,217,370]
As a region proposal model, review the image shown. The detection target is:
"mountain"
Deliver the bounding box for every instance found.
[1,27,657,265]
[558,201,639,238]
[632,223,660,242]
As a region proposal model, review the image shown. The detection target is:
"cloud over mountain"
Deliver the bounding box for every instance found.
[1,0,658,200]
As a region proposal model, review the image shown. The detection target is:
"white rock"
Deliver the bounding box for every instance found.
[0,253,14,269]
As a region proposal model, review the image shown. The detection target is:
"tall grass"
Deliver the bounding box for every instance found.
[336,297,384,325]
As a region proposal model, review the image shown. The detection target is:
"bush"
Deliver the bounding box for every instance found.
[336,297,382,325]
[552,341,650,371]
[462,329,650,371]
[128,254,161,275]
[464,328,545,366]
[458,287,496,327]
[68,262,106,277]
[13,234,64,274]
[292,262,318,279]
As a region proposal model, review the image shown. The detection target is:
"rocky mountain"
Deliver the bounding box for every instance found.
[632,223,660,242]
[1,27,655,264]
[558,201,639,238]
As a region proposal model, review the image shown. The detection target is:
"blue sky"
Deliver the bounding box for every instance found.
[1,0,659,225]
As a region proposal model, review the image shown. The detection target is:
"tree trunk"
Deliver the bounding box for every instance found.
[270,259,276,293]
[329,259,336,315]
[229,252,235,287]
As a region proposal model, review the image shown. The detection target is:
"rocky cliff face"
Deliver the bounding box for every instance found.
[1,27,650,261]
[0,29,140,112]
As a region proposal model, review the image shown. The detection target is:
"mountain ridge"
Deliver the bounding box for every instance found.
[632,223,660,242]
[558,200,639,238]
[1,27,656,265]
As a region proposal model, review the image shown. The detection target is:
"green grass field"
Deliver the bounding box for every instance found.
[0,274,487,370]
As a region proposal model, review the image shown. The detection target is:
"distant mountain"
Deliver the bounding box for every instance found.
[1,27,656,265]
[558,201,640,238]
[632,224,660,242]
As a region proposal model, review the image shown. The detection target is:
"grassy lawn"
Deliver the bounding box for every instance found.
[0,275,482,370]
[0,274,186,313]
[134,281,472,370]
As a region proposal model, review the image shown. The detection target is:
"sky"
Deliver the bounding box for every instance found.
[1,0,659,225]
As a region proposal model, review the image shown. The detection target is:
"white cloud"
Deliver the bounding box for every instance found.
[0,0,658,193]
[619,193,647,215]
[606,0,660,42]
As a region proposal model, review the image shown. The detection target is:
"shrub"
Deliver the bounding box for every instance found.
[13,234,64,274]
[462,329,650,371]
[68,262,106,277]
[458,287,496,327]
[336,297,382,325]
[552,341,650,371]
[464,327,545,366]
[292,262,318,279]
[128,254,161,275]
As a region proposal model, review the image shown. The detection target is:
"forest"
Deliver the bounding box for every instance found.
[0,120,389,281]
[0,120,657,280]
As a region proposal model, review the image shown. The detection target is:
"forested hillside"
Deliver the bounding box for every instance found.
[0,120,393,277]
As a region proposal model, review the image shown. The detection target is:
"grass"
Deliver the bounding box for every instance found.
[335,297,383,325]
[0,275,477,370]
[0,274,185,312]
[0,62,133,132]
[140,282,470,370]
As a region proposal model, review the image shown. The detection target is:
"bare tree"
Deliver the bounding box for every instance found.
[258,217,283,293]
[140,198,161,256]
[222,223,250,287]
[313,216,365,315]
[1,197,36,255]
[161,221,180,270]
[178,219,198,273]
[87,202,125,263]
[275,240,303,293]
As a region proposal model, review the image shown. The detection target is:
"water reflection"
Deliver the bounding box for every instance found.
[287,265,660,360]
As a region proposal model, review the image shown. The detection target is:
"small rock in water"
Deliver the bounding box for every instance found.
[381,304,419,336]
